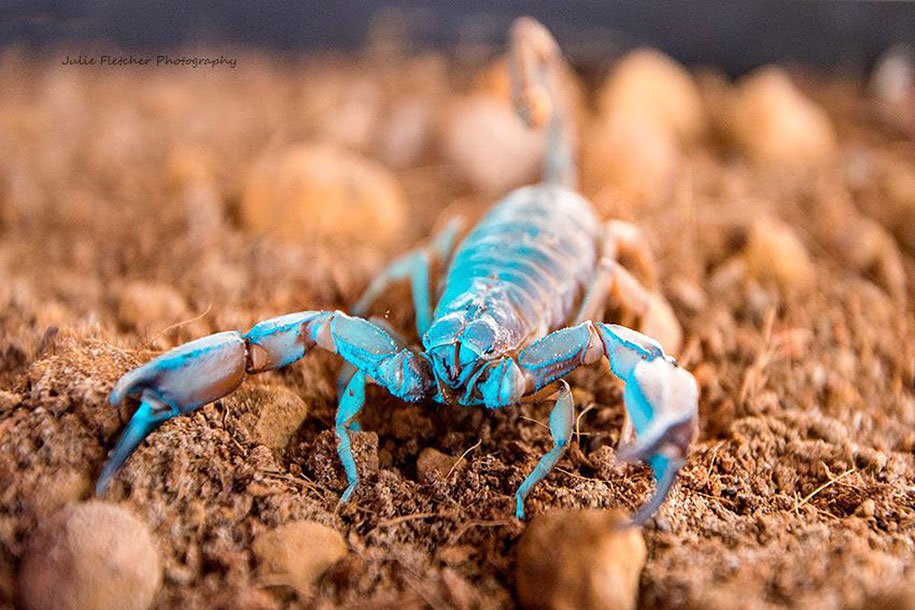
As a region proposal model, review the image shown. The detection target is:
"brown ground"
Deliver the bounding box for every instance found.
[0,45,913,609]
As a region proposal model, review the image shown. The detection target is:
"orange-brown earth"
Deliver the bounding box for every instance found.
[0,44,913,609]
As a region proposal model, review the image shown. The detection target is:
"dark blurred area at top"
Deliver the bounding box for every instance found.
[2,1,913,75]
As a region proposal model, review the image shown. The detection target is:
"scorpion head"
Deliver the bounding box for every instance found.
[423,313,505,405]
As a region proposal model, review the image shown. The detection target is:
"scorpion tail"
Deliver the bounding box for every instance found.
[509,17,577,189]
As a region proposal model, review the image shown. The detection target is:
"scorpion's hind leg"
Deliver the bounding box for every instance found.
[514,380,574,519]
[575,220,681,352]
[611,264,682,354]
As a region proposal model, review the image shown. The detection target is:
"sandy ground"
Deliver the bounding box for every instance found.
[0,44,913,609]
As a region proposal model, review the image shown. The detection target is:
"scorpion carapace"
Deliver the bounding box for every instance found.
[97,16,699,525]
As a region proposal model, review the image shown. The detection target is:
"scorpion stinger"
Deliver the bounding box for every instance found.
[510,16,576,189]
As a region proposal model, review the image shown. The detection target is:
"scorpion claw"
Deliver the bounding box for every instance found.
[97,392,177,494]
[625,455,685,528]
[616,416,693,526]
[98,332,248,493]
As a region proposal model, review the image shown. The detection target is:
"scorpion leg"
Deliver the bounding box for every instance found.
[339,218,462,397]
[336,315,409,420]
[336,369,367,500]
[505,322,697,523]
[610,263,682,354]
[99,311,430,495]
[515,380,573,519]
[575,220,657,324]
[575,221,679,353]
[352,217,463,337]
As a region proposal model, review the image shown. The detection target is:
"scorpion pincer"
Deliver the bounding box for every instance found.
[96,17,699,525]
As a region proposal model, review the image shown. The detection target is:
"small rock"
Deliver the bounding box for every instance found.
[235,386,309,450]
[416,447,459,484]
[879,155,915,254]
[516,509,646,610]
[726,67,837,168]
[871,44,915,137]
[864,580,915,610]
[582,114,679,206]
[253,521,347,597]
[0,390,21,412]
[855,498,877,518]
[117,280,192,331]
[598,48,706,145]
[441,93,544,194]
[375,96,435,168]
[744,219,814,289]
[18,501,161,610]
[240,143,406,248]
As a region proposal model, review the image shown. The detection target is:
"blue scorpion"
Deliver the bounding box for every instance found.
[97,18,698,524]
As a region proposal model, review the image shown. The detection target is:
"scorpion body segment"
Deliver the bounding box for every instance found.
[96,17,699,526]
[434,185,600,344]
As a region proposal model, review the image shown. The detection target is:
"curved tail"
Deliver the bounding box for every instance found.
[509,17,576,189]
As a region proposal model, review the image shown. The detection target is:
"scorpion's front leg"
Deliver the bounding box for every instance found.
[489,323,697,523]
[98,311,431,495]
[514,380,574,519]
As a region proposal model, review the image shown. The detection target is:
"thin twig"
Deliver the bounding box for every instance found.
[144,303,212,350]
[447,439,482,479]
[519,415,549,430]
[795,467,857,512]
[555,467,602,483]
[574,402,596,444]
[376,512,448,529]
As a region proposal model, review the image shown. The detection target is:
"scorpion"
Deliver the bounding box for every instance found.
[96,17,698,525]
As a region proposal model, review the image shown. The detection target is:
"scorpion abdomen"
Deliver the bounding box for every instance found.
[434,185,601,353]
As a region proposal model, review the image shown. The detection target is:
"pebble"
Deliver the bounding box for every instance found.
[516,509,646,610]
[441,93,544,194]
[744,218,814,289]
[375,96,435,169]
[726,67,836,168]
[18,501,161,610]
[598,48,706,145]
[416,447,459,484]
[235,386,309,450]
[582,114,679,205]
[116,280,193,331]
[253,520,347,596]
[240,144,406,247]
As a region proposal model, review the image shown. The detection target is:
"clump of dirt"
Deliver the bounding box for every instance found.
[0,43,912,610]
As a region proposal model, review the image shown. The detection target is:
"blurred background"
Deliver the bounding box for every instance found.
[3,1,915,74]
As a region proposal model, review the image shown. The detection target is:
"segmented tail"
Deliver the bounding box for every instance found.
[509,17,576,189]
